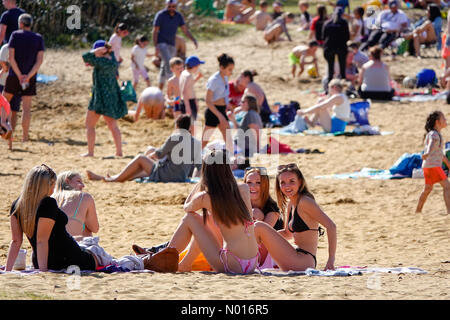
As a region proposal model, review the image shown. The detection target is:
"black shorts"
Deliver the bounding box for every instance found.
[205,105,228,127]
[0,84,22,112]
[4,74,37,97]
[182,99,198,120]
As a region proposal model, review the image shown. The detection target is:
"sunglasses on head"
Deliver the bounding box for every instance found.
[277,163,299,172]
[245,166,268,176]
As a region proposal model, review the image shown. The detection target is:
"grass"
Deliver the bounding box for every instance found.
[0,290,54,300]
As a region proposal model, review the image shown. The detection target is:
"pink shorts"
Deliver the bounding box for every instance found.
[423,167,447,185]
[132,67,149,83]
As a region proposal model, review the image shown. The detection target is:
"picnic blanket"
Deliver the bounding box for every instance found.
[1,265,427,276]
[273,128,394,137]
[314,167,409,180]
[393,90,448,102]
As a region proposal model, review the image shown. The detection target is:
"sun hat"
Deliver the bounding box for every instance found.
[185,55,205,68]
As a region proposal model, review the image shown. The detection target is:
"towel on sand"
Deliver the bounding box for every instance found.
[314,168,409,180]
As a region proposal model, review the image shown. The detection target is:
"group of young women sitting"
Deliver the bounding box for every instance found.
[4,148,337,274]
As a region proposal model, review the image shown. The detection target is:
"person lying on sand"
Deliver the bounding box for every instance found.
[87,115,201,183]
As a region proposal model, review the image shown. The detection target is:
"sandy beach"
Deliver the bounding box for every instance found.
[0,23,449,300]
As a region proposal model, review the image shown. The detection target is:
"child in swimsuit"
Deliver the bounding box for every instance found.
[416,111,450,214]
[166,57,184,119]
[180,55,204,120]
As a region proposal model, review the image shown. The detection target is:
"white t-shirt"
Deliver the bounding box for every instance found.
[332,93,351,122]
[0,43,9,86]
[206,71,229,105]
[131,45,147,70]
[377,9,409,32]
[109,33,122,61]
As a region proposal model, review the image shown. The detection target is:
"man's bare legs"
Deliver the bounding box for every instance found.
[86,154,154,182]
[21,96,32,142]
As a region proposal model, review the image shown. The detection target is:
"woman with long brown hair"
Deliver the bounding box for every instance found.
[254,163,337,271]
[137,149,260,274]
[243,167,283,230]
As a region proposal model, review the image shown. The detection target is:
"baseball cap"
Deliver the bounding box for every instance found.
[185,56,205,68]
[166,0,177,4]
[92,40,106,50]
[388,0,398,7]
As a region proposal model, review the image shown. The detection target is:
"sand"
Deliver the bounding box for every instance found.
[0,24,449,300]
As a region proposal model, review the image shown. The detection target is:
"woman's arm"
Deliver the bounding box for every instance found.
[298,94,343,116]
[84,194,99,234]
[263,211,281,229]
[301,197,337,270]
[36,218,55,272]
[277,203,293,240]
[5,215,23,271]
[184,185,209,213]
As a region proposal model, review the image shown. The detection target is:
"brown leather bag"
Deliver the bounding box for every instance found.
[142,247,179,273]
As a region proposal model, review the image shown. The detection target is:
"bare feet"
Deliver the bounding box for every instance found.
[86,170,105,181]
[81,152,94,157]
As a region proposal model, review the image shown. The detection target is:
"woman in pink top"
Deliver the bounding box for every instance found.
[416,111,450,214]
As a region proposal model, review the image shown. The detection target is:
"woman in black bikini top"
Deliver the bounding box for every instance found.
[253,163,337,271]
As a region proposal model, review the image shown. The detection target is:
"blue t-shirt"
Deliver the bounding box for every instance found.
[8,30,45,75]
[153,9,185,46]
[336,0,349,10]
[0,7,25,44]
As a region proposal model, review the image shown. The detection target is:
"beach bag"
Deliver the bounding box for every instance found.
[389,153,422,177]
[415,69,437,88]
[396,38,410,55]
[266,136,295,154]
[348,101,370,126]
[120,81,137,103]
[278,101,300,126]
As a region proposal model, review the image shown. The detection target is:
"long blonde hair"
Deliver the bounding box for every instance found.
[12,164,57,238]
[52,171,82,207]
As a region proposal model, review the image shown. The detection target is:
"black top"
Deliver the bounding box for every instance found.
[10,197,96,271]
[261,198,284,231]
[0,7,25,44]
[287,204,323,235]
[322,18,350,50]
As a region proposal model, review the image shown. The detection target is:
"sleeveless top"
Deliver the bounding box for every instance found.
[332,93,351,122]
[361,63,391,92]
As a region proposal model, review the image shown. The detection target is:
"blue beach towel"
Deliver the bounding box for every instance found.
[36,74,58,84]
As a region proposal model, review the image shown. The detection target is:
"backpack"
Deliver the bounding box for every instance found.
[389,153,423,177]
[278,101,300,126]
[415,69,437,88]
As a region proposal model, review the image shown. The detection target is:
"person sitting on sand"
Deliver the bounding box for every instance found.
[52,171,99,238]
[402,4,442,58]
[241,70,272,126]
[248,0,272,31]
[82,40,128,157]
[289,41,320,79]
[263,12,295,44]
[358,46,395,101]
[228,93,263,160]
[134,148,260,274]
[297,79,351,134]
[244,167,283,230]
[253,163,337,271]
[87,114,201,183]
[131,86,166,121]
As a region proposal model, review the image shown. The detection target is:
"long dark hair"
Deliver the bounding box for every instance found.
[199,149,252,227]
[424,111,443,144]
[428,4,441,22]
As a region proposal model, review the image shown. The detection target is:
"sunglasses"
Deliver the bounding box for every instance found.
[245,166,268,176]
[277,163,299,172]
[168,5,177,8]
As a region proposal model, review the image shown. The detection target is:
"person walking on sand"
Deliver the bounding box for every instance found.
[81,40,128,157]
[153,0,198,91]
[2,14,44,144]
[416,111,450,215]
